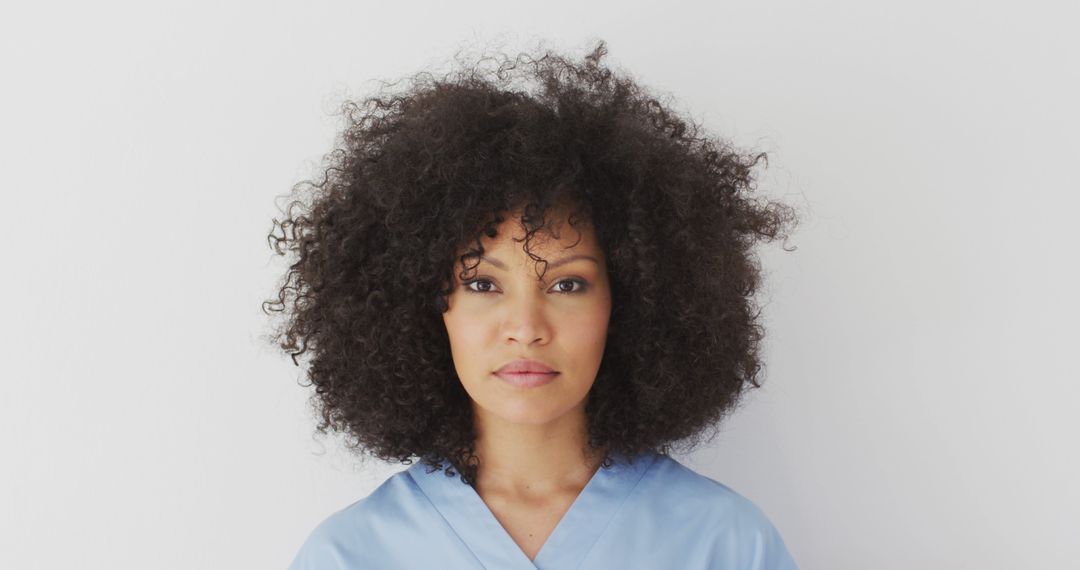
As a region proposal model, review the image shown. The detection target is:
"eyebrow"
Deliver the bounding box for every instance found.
[478,254,599,271]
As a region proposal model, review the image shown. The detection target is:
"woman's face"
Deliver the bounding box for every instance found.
[442,208,612,426]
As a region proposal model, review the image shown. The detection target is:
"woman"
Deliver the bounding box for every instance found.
[265,39,800,569]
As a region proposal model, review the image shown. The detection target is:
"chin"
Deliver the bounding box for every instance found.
[479,396,583,426]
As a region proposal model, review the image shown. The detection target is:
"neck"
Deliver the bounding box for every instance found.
[471,400,606,499]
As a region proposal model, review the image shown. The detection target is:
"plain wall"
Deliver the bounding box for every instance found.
[2,1,1077,568]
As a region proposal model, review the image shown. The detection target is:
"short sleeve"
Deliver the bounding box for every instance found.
[727,496,799,570]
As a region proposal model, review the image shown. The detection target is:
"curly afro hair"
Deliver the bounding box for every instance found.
[263,39,798,487]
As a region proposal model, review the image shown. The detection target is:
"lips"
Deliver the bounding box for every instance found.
[495,359,558,374]
[494,359,559,388]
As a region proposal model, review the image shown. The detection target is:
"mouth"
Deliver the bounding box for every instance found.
[495,358,558,374]
[494,371,560,388]
[493,358,560,387]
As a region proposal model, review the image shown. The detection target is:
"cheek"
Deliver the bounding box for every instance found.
[563,307,610,354]
[443,311,485,369]
[445,308,483,337]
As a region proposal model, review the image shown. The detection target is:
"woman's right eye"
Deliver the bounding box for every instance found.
[463,279,497,294]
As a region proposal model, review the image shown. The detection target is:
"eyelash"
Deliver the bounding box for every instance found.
[462,277,589,295]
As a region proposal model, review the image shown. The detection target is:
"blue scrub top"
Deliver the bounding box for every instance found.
[289,451,799,569]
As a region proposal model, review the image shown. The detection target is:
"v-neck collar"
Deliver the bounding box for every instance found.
[408,451,660,570]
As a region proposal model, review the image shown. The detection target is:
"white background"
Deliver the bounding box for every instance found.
[2,1,1077,568]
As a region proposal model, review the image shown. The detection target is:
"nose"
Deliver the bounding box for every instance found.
[501,287,552,346]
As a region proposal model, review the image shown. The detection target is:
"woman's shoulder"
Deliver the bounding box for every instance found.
[638,453,793,544]
[287,468,427,569]
[311,469,418,527]
[605,453,798,568]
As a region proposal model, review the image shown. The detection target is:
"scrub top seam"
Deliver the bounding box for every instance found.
[406,468,489,569]
[572,453,661,570]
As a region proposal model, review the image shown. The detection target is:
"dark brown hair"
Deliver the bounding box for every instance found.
[263,39,798,487]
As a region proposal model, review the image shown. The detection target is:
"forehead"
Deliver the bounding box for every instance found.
[448,206,604,276]
[477,207,599,255]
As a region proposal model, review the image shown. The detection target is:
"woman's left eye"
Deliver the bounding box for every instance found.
[552,278,587,294]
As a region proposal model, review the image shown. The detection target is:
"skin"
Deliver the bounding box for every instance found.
[441,206,612,559]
